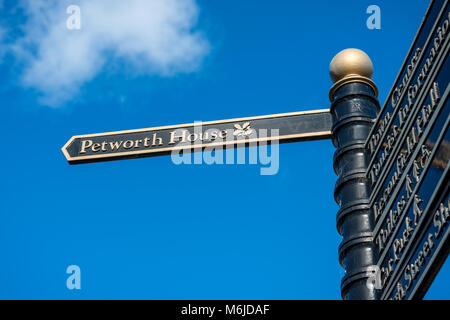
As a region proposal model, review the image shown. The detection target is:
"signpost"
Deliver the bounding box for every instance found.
[61,0,449,300]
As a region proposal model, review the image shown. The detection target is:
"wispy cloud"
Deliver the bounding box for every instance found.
[4,0,209,106]
[0,0,4,49]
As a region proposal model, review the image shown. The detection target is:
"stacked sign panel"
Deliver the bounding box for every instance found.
[366,0,450,299]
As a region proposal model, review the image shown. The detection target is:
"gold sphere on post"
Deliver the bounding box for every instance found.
[329,48,374,83]
[328,48,378,101]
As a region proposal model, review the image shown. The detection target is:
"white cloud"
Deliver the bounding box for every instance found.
[8,0,209,106]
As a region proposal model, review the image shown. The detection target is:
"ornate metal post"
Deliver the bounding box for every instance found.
[329,49,380,300]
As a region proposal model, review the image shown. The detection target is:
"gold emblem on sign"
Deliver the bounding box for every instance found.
[233,122,253,137]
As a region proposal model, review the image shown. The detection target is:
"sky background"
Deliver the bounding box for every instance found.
[0,0,448,299]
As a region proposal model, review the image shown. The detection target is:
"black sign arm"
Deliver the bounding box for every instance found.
[62,109,332,164]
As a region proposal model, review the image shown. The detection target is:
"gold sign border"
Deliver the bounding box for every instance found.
[62,109,331,163]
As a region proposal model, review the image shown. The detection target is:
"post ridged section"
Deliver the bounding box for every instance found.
[330,81,380,300]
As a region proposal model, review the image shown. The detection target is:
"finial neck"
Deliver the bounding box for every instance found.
[329,75,378,102]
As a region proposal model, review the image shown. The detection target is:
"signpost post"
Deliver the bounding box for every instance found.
[61,0,449,300]
[328,49,380,300]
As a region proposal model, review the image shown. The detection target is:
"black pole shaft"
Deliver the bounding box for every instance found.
[330,81,380,299]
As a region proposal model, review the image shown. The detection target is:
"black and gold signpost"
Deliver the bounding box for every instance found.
[61,0,449,300]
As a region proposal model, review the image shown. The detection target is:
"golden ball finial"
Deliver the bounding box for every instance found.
[329,48,373,83]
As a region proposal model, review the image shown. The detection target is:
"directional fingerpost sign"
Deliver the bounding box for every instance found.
[61,0,450,300]
[62,109,332,164]
[366,0,450,300]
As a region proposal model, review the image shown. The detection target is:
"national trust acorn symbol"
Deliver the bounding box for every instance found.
[233,122,253,137]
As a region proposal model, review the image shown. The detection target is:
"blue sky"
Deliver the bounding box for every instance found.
[0,0,448,299]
